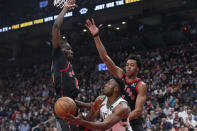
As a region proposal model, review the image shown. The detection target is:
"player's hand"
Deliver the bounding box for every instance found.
[76,109,83,120]
[85,18,103,37]
[64,109,82,125]
[64,0,77,10]
[91,97,104,113]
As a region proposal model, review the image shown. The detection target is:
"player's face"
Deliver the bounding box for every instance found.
[125,59,139,76]
[61,43,73,60]
[103,79,116,96]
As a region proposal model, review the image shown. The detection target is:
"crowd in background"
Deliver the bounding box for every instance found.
[0,33,197,130]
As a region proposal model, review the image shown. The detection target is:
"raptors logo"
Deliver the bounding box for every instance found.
[125,86,135,100]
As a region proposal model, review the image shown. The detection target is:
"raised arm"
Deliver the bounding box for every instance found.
[67,102,130,130]
[52,2,77,48]
[129,82,146,120]
[85,19,124,78]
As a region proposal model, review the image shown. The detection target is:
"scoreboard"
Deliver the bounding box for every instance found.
[0,0,141,33]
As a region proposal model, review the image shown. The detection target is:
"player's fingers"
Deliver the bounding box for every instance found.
[86,19,92,26]
[96,98,103,103]
[70,114,75,118]
[95,99,101,105]
[96,97,102,102]
[68,115,76,121]
[98,104,105,109]
[85,24,90,29]
[94,101,98,105]
[91,18,95,25]
[85,19,90,26]
[69,4,77,10]
[99,24,103,28]
[65,117,71,121]
[67,113,74,119]
[96,97,104,103]
[90,102,94,106]
[78,109,81,114]
[72,4,78,8]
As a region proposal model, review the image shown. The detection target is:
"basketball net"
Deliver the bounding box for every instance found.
[54,0,66,8]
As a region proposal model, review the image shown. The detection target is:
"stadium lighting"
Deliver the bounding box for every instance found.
[116,27,120,30]
[83,29,87,32]
[122,21,126,24]
[62,36,66,39]
[107,24,112,27]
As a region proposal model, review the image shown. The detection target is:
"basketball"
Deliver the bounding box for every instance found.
[54,97,76,119]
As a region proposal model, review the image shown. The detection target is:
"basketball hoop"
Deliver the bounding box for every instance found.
[54,0,75,9]
[54,0,66,8]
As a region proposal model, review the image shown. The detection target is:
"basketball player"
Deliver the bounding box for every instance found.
[85,19,147,131]
[51,1,79,130]
[66,77,132,131]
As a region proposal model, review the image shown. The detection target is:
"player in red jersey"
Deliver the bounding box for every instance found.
[51,1,80,130]
[85,18,147,131]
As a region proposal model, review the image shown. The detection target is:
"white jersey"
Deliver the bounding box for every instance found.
[100,96,132,131]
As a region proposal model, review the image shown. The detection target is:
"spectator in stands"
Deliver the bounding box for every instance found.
[185,115,197,129]
[160,118,172,131]
[18,120,30,131]
[178,106,187,122]
[163,103,171,116]
[0,36,196,130]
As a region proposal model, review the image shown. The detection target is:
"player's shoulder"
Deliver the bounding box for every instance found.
[115,98,130,111]
[138,80,146,88]
[137,80,147,94]
[119,101,130,109]
[114,101,130,117]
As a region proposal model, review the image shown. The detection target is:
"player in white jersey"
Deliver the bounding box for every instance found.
[66,77,132,131]
[100,95,132,131]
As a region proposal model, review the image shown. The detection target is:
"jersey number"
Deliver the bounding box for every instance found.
[126,88,135,100]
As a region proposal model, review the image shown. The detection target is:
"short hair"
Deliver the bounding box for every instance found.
[113,77,125,93]
[126,55,141,70]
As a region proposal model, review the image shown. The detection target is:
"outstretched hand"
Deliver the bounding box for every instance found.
[64,109,82,125]
[64,0,77,10]
[91,97,104,113]
[85,18,102,37]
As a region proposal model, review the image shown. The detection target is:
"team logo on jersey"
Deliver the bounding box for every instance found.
[126,88,135,100]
